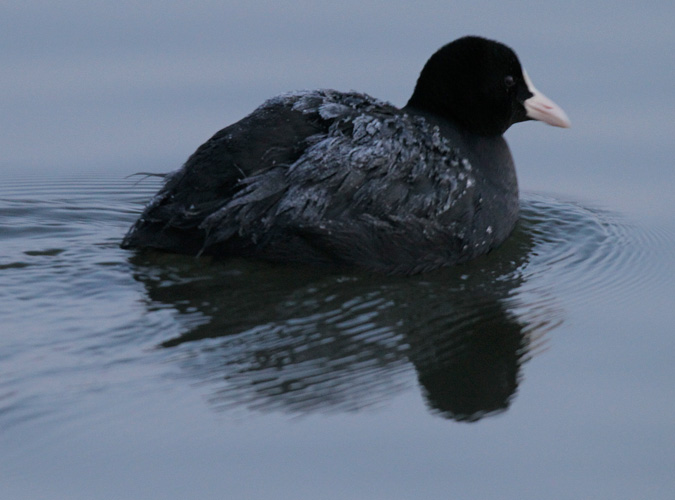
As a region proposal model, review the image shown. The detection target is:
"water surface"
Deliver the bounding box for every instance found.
[2,1,675,498]
[1,172,673,499]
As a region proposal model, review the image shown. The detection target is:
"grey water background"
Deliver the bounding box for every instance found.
[1,1,674,499]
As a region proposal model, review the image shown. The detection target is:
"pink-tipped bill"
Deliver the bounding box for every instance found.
[523,71,571,128]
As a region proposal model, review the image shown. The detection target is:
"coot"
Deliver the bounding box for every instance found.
[122,36,569,274]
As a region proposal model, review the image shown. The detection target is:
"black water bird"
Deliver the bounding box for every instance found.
[122,36,569,274]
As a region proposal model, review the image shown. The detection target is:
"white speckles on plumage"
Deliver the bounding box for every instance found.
[352,115,382,141]
[195,89,479,262]
[317,102,351,120]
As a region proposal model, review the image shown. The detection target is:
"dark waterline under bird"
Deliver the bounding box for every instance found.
[121,36,570,274]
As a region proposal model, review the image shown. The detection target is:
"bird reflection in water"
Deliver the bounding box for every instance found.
[129,216,559,422]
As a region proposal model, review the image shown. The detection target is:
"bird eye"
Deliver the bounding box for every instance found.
[504,75,515,88]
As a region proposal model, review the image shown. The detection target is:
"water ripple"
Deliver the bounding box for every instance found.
[1,176,672,423]
[517,193,671,308]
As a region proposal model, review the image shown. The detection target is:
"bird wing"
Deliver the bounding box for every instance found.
[200,92,477,272]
